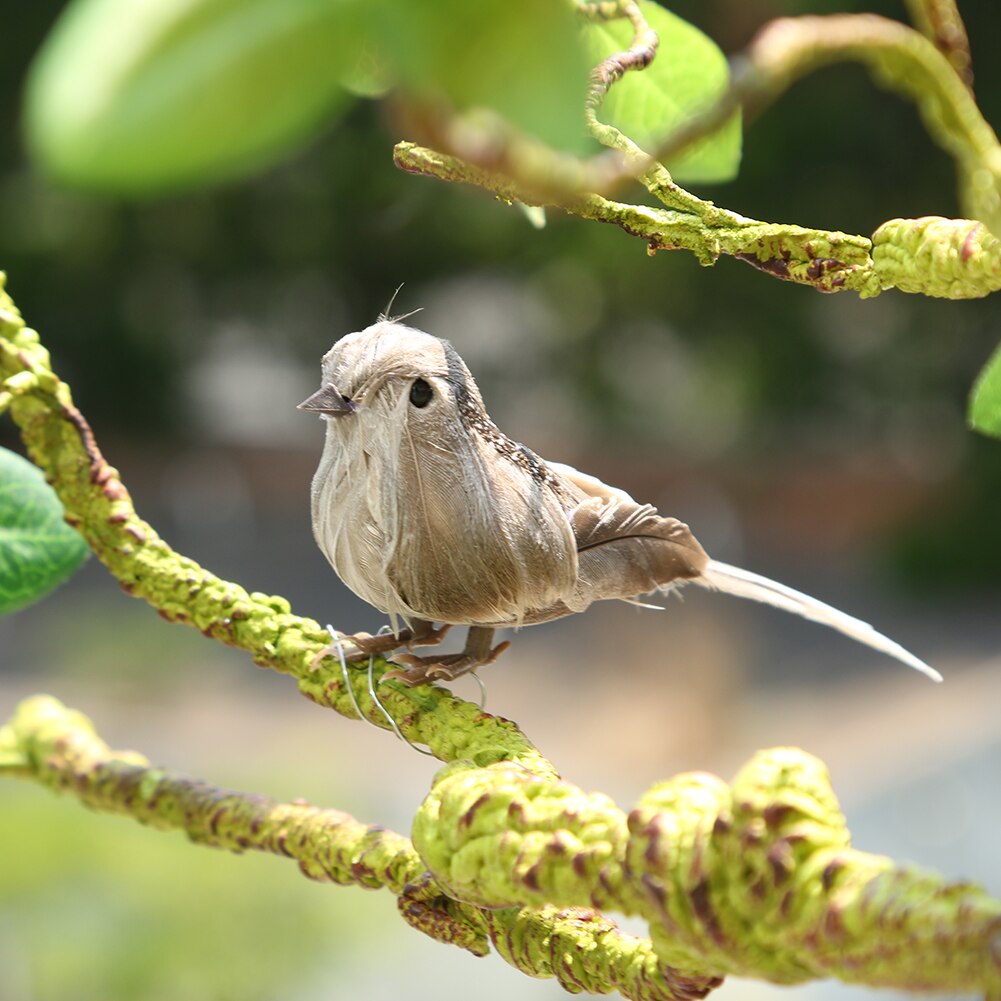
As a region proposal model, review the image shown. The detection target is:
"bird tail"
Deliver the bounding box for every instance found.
[697,560,941,682]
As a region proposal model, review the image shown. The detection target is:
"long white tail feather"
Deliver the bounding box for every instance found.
[698,560,942,683]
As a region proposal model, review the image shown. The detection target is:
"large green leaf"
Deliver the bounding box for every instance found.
[0,447,89,615]
[24,0,591,195]
[376,0,591,152]
[969,341,1001,439]
[581,2,742,184]
[24,0,361,195]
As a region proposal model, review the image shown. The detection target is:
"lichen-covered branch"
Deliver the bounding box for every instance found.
[0,694,425,889]
[395,142,1001,299]
[870,216,1001,297]
[5,695,1000,998]
[0,695,716,1001]
[634,11,1001,277]
[412,748,1001,994]
[393,7,1001,300]
[394,140,873,292]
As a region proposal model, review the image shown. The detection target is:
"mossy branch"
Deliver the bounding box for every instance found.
[395,142,1001,299]
[0,695,688,999]
[393,6,1001,299]
[4,695,1000,999]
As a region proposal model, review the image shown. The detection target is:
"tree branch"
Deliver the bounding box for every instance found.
[412,746,1001,992]
[393,141,875,292]
[393,8,1001,300]
[903,0,974,88]
[395,142,1001,298]
[0,695,718,1001]
[5,695,1000,997]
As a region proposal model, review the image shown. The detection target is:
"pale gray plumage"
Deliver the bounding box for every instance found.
[300,319,941,685]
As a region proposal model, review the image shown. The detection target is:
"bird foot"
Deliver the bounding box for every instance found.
[310,623,451,671]
[384,640,510,686]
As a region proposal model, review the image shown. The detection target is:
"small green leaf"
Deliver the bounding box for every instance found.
[581,2,742,184]
[0,447,89,616]
[24,0,362,195]
[969,342,1001,438]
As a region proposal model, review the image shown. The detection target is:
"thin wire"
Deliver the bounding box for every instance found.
[328,626,422,749]
[469,672,487,711]
[326,624,473,755]
[367,647,436,756]
[329,627,366,723]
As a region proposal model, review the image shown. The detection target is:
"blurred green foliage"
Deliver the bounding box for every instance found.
[0,782,388,1001]
[379,0,589,150]
[23,0,589,194]
[0,0,999,578]
[24,0,360,194]
[969,341,1001,438]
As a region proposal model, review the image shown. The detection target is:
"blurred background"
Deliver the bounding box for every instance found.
[1,1,999,999]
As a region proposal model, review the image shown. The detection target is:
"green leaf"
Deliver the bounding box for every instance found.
[0,448,89,616]
[24,0,363,195]
[581,2,742,184]
[376,0,591,152]
[25,0,591,195]
[969,342,1001,439]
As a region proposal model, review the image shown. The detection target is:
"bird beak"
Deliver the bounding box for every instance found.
[297,384,356,416]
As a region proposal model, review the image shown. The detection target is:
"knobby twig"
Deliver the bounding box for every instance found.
[3,695,1000,998]
[0,695,697,1000]
[3,281,1001,997]
[395,5,1001,299]
[395,142,1001,298]
[583,0,658,114]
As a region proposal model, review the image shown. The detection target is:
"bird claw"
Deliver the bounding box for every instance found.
[406,622,452,650]
[384,641,510,686]
[309,632,387,671]
[309,623,453,672]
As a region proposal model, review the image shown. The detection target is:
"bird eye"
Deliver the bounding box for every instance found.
[409,378,433,408]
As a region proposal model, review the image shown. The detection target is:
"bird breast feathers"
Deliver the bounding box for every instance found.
[388,413,580,625]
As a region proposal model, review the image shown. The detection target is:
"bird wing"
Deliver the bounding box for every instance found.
[546,460,638,506]
[544,460,709,610]
[546,463,939,681]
